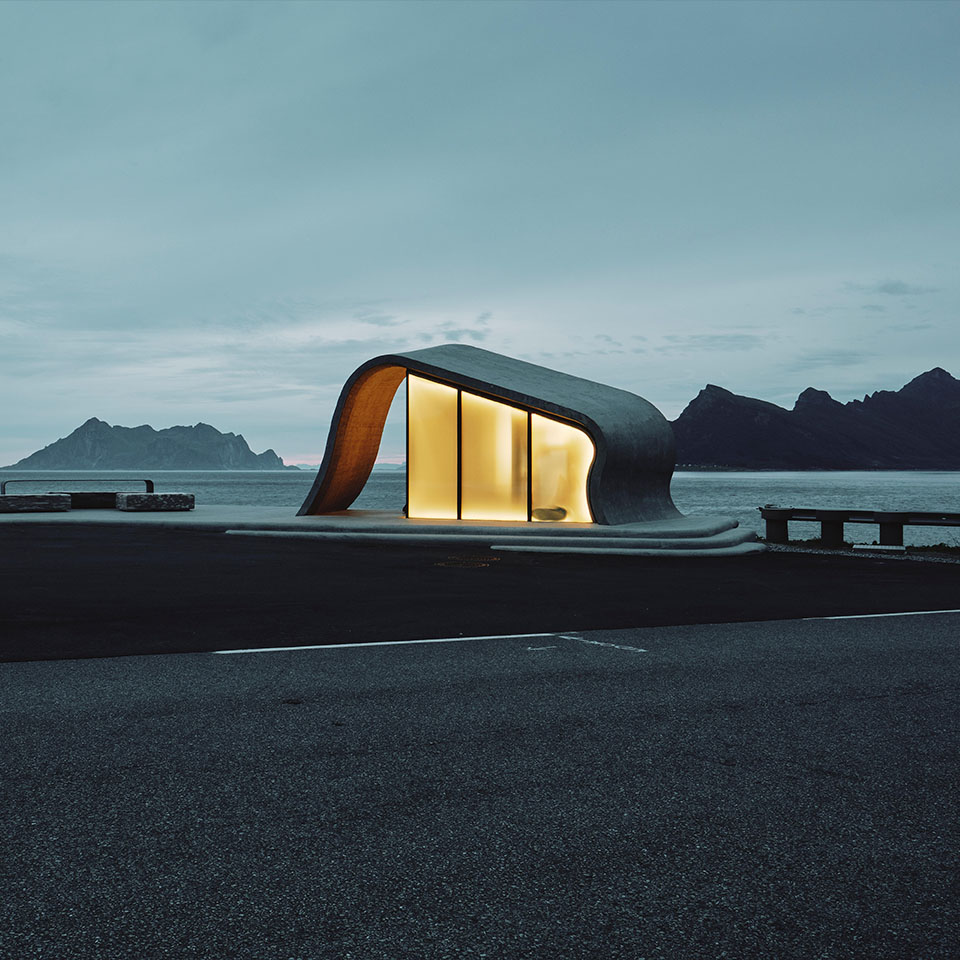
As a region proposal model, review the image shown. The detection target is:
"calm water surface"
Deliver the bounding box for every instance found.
[3,469,958,547]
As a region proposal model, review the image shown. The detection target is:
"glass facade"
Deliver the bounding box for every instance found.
[407,375,458,519]
[461,392,528,521]
[530,414,594,522]
[406,374,595,523]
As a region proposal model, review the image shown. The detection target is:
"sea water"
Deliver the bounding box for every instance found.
[3,468,958,547]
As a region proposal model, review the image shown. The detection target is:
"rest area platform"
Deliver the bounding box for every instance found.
[0,506,763,557]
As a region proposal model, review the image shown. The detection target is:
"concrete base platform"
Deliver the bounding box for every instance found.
[0,505,763,556]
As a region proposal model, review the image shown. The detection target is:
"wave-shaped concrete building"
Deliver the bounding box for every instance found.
[299,344,760,557]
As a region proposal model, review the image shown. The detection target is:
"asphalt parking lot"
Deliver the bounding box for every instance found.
[3,522,960,661]
[1,613,958,959]
[2,523,958,958]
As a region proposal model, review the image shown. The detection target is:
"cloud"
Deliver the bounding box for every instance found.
[354,311,403,327]
[441,328,487,342]
[876,281,937,296]
[785,350,874,372]
[655,333,768,354]
[883,319,935,333]
[425,312,493,344]
[435,324,489,343]
[844,281,937,296]
[521,345,627,366]
[861,304,885,313]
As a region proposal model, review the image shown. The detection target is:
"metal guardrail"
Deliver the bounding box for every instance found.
[759,506,960,547]
[1,478,155,494]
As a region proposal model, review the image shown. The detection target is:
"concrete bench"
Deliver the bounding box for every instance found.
[2,477,157,511]
[115,492,195,512]
[759,506,960,547]
[0,494,72,513]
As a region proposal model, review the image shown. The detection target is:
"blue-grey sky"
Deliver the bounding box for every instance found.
[2,0,958,465]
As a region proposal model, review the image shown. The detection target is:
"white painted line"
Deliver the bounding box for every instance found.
[213,632,557,655]
[526,645,558,651]
[559,633,647,653]
[804,608,960,622]
[577,637,648,653]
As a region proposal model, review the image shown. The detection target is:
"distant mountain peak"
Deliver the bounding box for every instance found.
[913,366,953,380]
[793,387,839,410]
[6,420,292,470]
[900,367,957,394]
[672,368,960,470]
[686,384,735,407]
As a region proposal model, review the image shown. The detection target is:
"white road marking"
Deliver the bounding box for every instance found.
[559,633,648,653]
[804,608,960,622]
[212,610,960,655]
[213,632,557,654]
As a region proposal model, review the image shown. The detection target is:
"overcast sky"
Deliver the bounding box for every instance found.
[1,0,958,465]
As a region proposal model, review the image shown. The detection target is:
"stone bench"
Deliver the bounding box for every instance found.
[115,492,195,512]
[0,494,72,513]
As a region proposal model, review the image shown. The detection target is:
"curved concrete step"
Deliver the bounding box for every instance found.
[487,527,755,551]
[224,521,763,557]
[493,540,766,558]
[303,512,742,540]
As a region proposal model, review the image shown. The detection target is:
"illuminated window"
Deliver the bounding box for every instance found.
[406,374,595,523]
[461,392,528,522]
[531,414,594,522]
[407,375,458,519]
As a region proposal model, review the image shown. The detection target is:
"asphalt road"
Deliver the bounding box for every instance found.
[2,523,960,661]
[1,615,957,959]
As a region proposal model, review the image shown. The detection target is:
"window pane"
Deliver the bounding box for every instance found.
[531,414,594,522]
[407,375,458,519]
[461,392,527,521]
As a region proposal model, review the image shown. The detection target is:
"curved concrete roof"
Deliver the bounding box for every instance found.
[297,344,681,524]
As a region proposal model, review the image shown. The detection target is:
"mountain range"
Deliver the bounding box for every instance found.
[671,367,960,469]
[5,367,958,471]
[5,418,292,471]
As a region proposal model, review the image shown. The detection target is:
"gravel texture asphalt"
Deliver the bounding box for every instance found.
[1,616,958,959]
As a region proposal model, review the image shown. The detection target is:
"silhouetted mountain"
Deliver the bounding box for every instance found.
[672,368,960,469]
[6,418,292,470]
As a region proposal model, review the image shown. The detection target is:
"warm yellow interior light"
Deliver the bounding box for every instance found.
[461,392,527,521]
[407,375,458,519]
[407,376,593,524]
[530,414,594,522]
